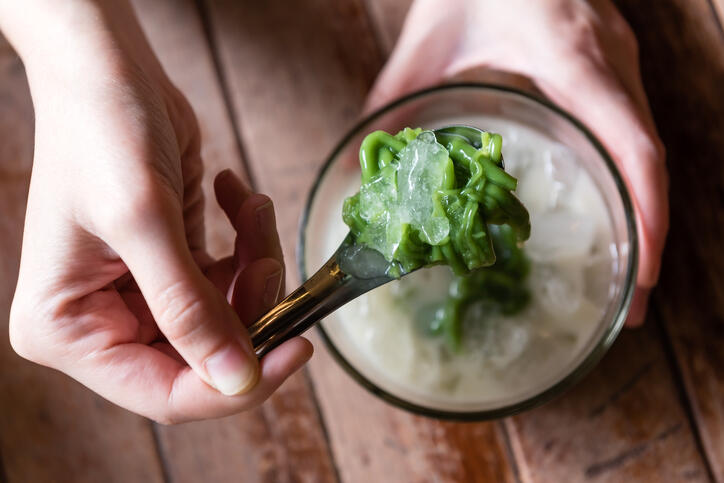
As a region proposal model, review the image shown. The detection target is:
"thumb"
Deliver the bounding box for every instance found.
[110,194,259,396]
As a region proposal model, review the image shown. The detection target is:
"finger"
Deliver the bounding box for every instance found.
[163,336,313,422]
[589,0,656,126]
[625,287,651,327]
[364,0,462,113]
[233,193,285,272]
[534,63,668,288]
[214,169,252,225]
[231,257,284,327]
[65,336,312,423]
[109,192,259,397]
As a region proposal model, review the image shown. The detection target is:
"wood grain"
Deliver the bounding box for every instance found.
[202,0,517,481]
[131,0,337,481]
[0,38,165,483]
[310,356,517,482]
[507,324,709,482]
[612,0,724,480]
[201,0,380,267]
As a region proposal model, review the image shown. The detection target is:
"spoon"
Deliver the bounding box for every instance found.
[248,125,492,357]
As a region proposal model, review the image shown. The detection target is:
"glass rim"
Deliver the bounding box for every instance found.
[297,82,639,421]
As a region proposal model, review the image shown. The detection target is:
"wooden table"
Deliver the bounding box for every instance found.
[0,1,722,481]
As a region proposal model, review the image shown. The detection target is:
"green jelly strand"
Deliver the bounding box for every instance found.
[359,131,406,183]
[480,132,503,164]
[476,155,516,191]
[484,183,531,240]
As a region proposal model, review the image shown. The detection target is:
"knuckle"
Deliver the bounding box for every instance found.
[93,187,147,233]
[550,7,601,60]
[155,282,211,344]
[560,7,597,44]
[91,179,179,241]
[121,186,168,225]
[570,17,596,43]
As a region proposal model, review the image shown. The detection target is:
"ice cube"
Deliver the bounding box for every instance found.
[417,130,436,143]
[461,311,530,369]
[513,143,583,211]
[567,172,611,231]
[360,175,394,221]
[397,133,450,245]
[525,212,595,263]
[341,288,417,375]
[489,323,530,369]
[385,213,403,259]
[359,214,393,258]
[421,216,450,246]
[499,144,536,177]
[529,263,584,318]
[545,143,580,196]
[514,154,554,212]
[583,245,615,307]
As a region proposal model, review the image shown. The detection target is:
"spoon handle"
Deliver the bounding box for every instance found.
[248,252,388,358]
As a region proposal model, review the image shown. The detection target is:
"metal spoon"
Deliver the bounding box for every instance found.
[248,126,490,357]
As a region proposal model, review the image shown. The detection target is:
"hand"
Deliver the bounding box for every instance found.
[367,0,668,326]
[5,0,312,423]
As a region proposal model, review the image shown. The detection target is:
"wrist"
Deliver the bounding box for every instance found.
[0,0,163,90]
[0,1,104,59]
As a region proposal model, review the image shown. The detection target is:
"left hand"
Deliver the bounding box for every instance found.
[6,0,312,423]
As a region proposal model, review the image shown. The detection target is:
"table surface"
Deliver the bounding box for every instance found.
[0,1,722,482]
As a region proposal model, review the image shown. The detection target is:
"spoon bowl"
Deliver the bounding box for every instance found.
[248,125,487,357]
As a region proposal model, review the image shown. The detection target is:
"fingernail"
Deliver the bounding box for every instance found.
[218,168,232,180]
[263,267,283,308]
[256,200,276,238]
[205,343,259,396]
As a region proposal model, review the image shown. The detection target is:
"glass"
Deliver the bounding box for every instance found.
[299,84,637,420]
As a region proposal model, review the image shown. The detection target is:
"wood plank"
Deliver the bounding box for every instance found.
[131,0,338,481]
[203,0,518,481]
[0,37,165,483]
[201,0,380,266]
[309,359,518,482]
[506,323,709,482]
[612,0,724,480]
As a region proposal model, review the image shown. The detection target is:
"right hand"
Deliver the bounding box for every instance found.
[7,0,312,423]
[368,0,668,326]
